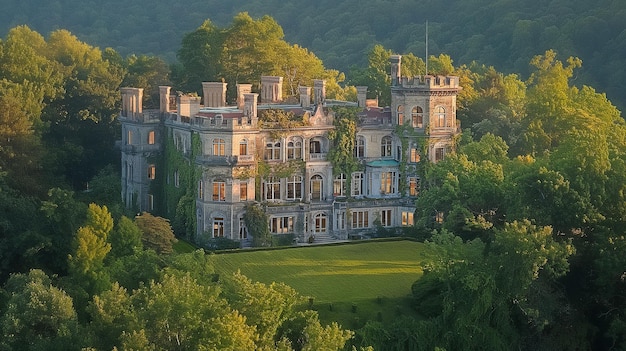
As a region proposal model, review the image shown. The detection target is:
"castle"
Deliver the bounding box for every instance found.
[119,55,460,246]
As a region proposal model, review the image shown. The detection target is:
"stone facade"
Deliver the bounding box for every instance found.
[119,55,460,246]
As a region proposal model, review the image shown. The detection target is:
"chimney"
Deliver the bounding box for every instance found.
[313,79,326,106]
[243,93,258,120]
[390,55,402,86]
[202,82,227,107]
[236,83,252,109]
[159,86,171,114]
[178,95,201,118]
[121,87,143,119]
[260,76,283,103]
[299,86,311,108]
[356,86,368,108]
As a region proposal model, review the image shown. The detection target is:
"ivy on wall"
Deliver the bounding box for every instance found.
[156,130,201,239]
[327,106,363,197]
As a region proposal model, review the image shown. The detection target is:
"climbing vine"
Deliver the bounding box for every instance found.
[160,131,201,238]
[395,123,429,195]
[327,106,363,197]
[259,108,310,139]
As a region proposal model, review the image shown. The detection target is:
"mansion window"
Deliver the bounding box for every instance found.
[310,139,322,154]
[351,172,364,196]
[354,136,365,158]
[213,217,224,237]
[315,213,327,233]
[435,147,445,162]
[287,175,302,200]
[265,176,281,200]
[435,211,444,224]
[336,211,346,230]
[434,106,446,128]
[239,182,248,201]
[352,210,369,229]
[333,173,346,197]
[270,216,294,234]
[409,177,419,196]
[402,211,414,226]
[212,180,226,202]
[148,130,155,145]
[198,180,204,199]
[411,106,423,128]
[213,138,225,156]
[380,171,397,194]
[148,194,154,211]
[239,140,248,155]
[239,218,248,240]
[409,146,420,163]
[265,141,281,160]
[287,139,302,160]
[147,165,156,180]
[174,170,180,188]
[127,130,133,145]
[381,136,392,157]
[380,209,392,227]
[310,175,323,201]
[397,105,405,125]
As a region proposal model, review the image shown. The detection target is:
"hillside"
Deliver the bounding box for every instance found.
[2,0,625,110]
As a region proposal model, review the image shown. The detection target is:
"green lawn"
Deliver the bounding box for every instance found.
[211,239,431,328]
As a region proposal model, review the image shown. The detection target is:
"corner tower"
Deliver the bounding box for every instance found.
[389,55,460,162]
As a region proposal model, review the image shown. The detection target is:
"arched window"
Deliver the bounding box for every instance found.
[213,217,224,237]
[287,138,302,159]
[239,139,248,155]
[381,136,392,157]
[265,141,281,160]
[315,213,327,233]
[354,136,365,158]
[310,139,322,154]
[411,106,423,128]
[239,217,248,240]
[310,175,323,201]
[213,138,225,156]
[435,106,446,128]
[397,105,405,125]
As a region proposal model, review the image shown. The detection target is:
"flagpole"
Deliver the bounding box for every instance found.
[425,20,429,75]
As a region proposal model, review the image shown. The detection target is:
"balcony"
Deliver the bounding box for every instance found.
[121,143,161,154]
[236,155,256,164]
[308,153,327,161]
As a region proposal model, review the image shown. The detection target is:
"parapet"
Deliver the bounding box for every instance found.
[398,75,460,89]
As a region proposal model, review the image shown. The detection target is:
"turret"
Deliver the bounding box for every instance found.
[202,82,227,107]
[121,88,143,119]
[260,76,283,103]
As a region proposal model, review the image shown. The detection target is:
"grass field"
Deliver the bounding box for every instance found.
[211,239,431,328]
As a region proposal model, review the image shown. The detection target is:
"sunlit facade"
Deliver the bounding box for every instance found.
[119,55,460,246]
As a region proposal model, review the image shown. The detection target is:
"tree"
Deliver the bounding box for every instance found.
[90,273,257,350]
[176,19,224,91]
[521,50,582,154]
[134,212,177,254]
[68,203,113,296]
[108,215,143,258]
[224,271,302,348]
[243,203,272,247]
[42,29,125,189]
[411,222,575,350]
[1,270,81,350]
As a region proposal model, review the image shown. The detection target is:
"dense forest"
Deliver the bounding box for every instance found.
[2,0,625,111]
[1,6,626,351]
